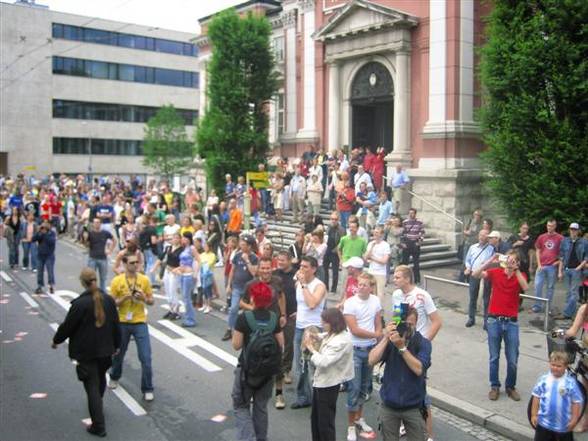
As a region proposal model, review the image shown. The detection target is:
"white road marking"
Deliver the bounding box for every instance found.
[19,292,39,308]
[158,320,238,367]
[1,271,13,282]
[148,326,222,372]
[47,322,146,416]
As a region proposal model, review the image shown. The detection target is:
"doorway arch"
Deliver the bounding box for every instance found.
[350,61,394,153]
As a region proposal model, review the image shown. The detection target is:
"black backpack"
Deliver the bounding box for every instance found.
[241,311,281,389]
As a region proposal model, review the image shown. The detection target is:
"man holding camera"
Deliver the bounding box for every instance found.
[108,252,155,401]
[33,220,57,294]
[369,306,431,441]
[473,250,528,402]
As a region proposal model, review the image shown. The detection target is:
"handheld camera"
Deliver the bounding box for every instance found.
[392,302,410,338]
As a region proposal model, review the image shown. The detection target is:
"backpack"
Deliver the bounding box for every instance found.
[241,310,281,389]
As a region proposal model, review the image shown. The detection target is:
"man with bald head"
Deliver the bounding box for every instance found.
[464,230,495,328]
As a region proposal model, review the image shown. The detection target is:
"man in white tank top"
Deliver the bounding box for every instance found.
[291,256,327,409]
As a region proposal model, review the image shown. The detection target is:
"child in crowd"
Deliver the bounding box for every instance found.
[531,351,584,441]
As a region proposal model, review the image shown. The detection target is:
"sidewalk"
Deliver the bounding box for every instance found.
[211,263,586,441]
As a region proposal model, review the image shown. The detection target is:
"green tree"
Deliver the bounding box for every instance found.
[143,105,196,179]
[197,9,278,194]
[480,0,588,233]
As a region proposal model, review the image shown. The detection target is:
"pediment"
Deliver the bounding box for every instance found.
[313,0,418,42]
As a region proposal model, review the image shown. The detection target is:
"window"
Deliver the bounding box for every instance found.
[52,23,197,57]
[277,93,285,136]
[53,137,144,156]
[273,36,285,62]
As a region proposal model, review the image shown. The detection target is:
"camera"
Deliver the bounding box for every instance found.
[392,303,410,338]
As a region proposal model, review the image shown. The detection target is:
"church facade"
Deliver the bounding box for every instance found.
[196,0,492,246]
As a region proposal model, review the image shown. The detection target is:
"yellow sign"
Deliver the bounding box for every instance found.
[23,165,37,171]
[246,171,270,189]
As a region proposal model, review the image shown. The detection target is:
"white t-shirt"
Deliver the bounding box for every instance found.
[391,287,437,339]
[343,294,382,347]
[163,224,180,244]
[367,240,391,276]
[296,277,326,329]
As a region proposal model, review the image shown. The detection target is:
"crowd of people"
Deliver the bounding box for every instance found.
[1,145,587,441]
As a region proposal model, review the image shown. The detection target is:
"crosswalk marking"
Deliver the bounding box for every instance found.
[19,292,39,308]
[1,271,13,283]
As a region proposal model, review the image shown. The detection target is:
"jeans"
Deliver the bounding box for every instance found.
[311,385,339,441]
[260,189,269,213]
[228,286,245,330]
[347,346,373,411]
[88,257,108,293]
[8,238,20,266]
[232,366,273,441]
[468,277,492,325]
[563,268,583,318]
[293,327,313,406]
[22,241,37,269]
[340,211,351,229]
[487,317,519,389]
[144,249,157,286]
[76,357,111,431]
[110,323,153,393]
[180,275,196,326]
[323,250,340,292]
[533,265,557,311]
[277,316,296,379]
[37,253,55,287]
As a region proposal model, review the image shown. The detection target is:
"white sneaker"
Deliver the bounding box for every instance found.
[399,422,406,437]
[108,379,118,390]
[203,306,211,314]
[198,306,206,311]
[347,425,357,441]
[355,418,374,434]
[144,392,154,401]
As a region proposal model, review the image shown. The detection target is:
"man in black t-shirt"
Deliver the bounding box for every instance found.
[232,282,283,441]
[83,218,115,293]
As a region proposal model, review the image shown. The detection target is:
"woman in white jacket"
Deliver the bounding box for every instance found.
[304,307,354,441]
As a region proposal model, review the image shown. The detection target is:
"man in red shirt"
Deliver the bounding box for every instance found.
[473,250,528,402]
[336,179,355,229]
[532,219,563,313]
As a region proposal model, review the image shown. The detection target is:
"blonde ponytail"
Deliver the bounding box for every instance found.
[80,267,105,328]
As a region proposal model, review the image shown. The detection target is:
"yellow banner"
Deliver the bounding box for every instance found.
[246,171,270,189]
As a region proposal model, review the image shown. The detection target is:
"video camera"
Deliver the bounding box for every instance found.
[392,303,410,338]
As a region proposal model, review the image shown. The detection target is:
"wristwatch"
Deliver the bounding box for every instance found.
[398,346,408,354]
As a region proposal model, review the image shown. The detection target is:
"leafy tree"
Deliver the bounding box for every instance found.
[479,0,588,233]
[197,9,278,194]
[143,105,196,179]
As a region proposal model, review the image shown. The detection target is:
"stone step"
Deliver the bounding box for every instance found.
[418,257,462,269]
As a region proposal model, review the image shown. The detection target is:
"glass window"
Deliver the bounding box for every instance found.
[118,33,134,48]
[84,28,112,45]
[156,39,182,55]
[63,25,82,41]
[52,23,64,39]
[145,37,155,51]
[89,61,109,79]
[134,36,146,50]
[118,64,134,82]
[52,57,64,73]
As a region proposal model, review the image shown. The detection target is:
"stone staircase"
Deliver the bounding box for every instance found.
[260,201,461,269]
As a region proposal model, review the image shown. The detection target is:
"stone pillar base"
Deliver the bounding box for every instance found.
[407,168,483,248]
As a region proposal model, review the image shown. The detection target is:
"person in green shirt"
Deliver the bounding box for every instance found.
[338,221,367,264]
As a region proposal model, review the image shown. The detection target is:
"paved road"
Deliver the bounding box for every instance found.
[0,239,512,441]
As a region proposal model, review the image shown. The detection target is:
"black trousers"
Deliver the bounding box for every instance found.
[402,241,421,284]
[323,250,340,292]
[534,424,573,441]
[76,357,112,431]
[311,385,340,441]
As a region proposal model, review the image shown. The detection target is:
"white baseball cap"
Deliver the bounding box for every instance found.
[342,256,364,269]
[570,222,580,230]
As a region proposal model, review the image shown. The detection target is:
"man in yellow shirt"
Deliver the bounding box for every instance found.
[108,252,155,401]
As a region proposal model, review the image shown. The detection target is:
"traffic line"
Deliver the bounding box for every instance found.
[148,326,222,372]
[47,322,146,416]
[19,292,39,308]
[1,271,13,282]
[158,320,238,367]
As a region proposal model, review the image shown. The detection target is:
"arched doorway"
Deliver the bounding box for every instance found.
[351,62,394,153]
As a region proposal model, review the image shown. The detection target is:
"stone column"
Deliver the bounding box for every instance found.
[282,10,297,137]
[298,0,318,139]
[327,61,340,151]
[199,59,208,118]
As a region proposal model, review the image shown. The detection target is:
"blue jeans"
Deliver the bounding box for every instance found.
[144,249,157,286]
[37,253,55,287]
[340,211,351,229]
[88,257,108,293]
[180,275,196,326]
[260,189,269,213]
[8,239,20,266]
[563,268,583,318]
[533,264,557,311]
[22,241,37,269]
[228,286,245,329]
[110,323,153,393]
[347,346,373,411]
[468,277,492,325]
[487,318,519,389]
[293,327,314,406]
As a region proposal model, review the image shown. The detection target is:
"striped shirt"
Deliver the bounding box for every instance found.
[402,218,425,243]
[532,372,584,433]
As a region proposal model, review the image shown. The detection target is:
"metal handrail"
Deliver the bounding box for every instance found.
[383,175,464,226]
[423,274,550,332]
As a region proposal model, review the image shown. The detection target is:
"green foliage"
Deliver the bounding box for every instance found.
[143,105,195,179]
[479,0,588,233]
[197,9,279,194]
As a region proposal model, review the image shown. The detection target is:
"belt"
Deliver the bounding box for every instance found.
[353,345,375,351]
[488,315,517,322]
